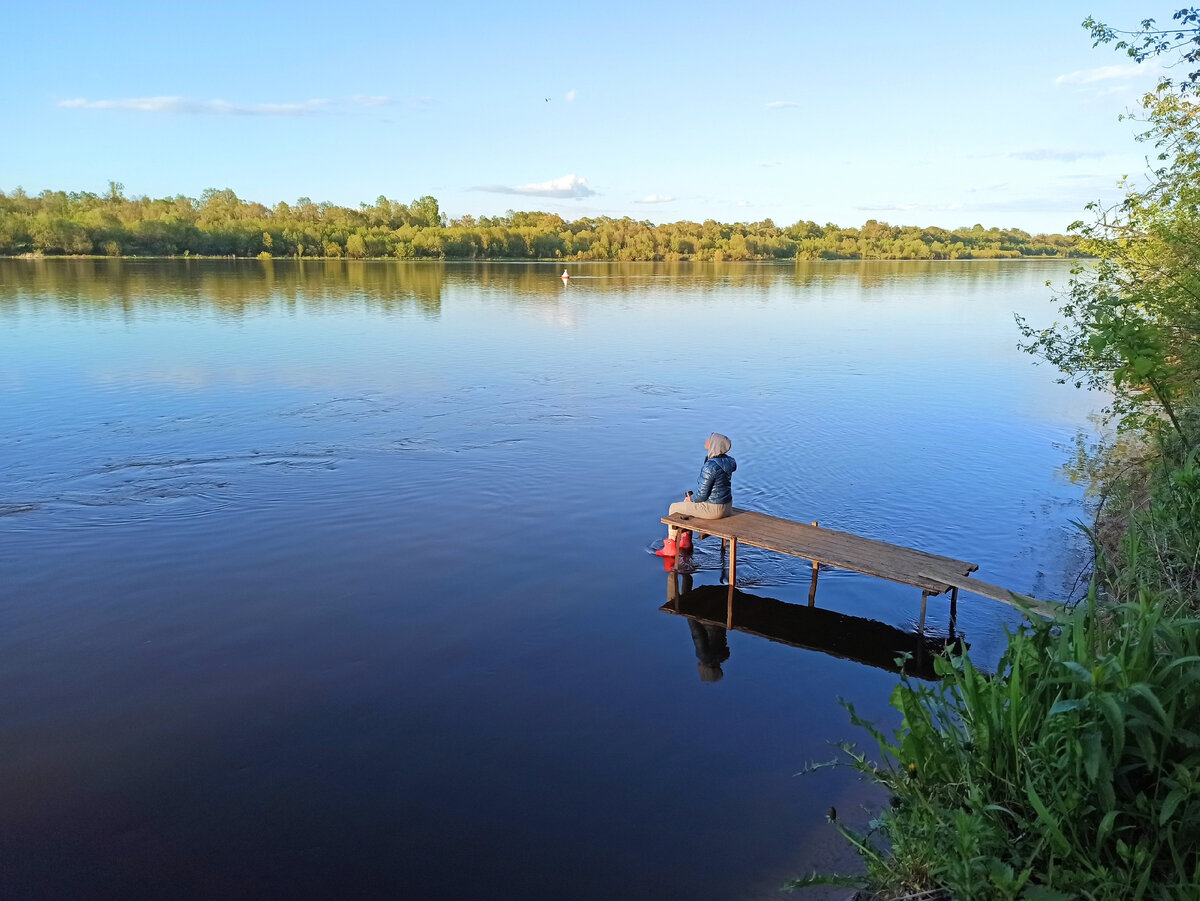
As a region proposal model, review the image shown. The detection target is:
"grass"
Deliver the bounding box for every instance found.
[791,585,1200,900]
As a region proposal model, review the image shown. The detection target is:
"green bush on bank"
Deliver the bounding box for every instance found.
[821,592,1200,900]
[1101,445,1200,611]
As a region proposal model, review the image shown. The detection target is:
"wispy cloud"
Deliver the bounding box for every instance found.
[472,174,597,199]
[1053,63,1144,86]
[736,200,751,207]
[565,89,578,102]
[857,202,964,213]
[1008,149,1106,162]
[765,100,800,109]
[858,202,917,212]
[633,194,674,204]
[57,95,410,115]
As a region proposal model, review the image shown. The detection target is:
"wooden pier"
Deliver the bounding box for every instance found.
[662,508,1057,630]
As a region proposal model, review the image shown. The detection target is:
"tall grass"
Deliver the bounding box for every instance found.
[792,590,1200,900]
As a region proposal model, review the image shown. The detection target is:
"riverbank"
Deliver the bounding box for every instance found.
[0,187,1083,261]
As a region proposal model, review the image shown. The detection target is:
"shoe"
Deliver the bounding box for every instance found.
[677,531,693,551]
[654,538,678,557]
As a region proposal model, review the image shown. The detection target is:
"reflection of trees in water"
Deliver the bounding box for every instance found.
[0,259,1063,317]
[0,259,445,317]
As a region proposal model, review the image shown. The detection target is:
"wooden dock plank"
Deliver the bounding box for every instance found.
[917,571,1059,619]
[663,508,977,595]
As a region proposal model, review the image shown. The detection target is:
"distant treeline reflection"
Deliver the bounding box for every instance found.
[0,258,1070,316]
[1,186,1083,261]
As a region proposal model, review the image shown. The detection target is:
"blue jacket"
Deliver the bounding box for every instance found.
[694,454,736,504]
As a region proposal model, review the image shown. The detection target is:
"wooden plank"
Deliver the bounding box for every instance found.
[917,571,1059,619]
[664,508,973,594]
[668,509,977,576]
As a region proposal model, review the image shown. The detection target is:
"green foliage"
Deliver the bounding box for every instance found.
[0,187,1082,261]
[1084,8,1200,93]
[1098,448,1200,607]
[804,593,1200,900]
[1019,13,1200,452]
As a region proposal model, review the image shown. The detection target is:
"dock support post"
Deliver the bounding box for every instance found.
[726,538,738,629]
[949,587,958,636]
[808,521,820,607]
[919,590,930,633]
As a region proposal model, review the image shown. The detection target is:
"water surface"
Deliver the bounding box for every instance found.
[0,259,1097,900]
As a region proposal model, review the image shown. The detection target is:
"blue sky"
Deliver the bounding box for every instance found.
[1,1,1171,233]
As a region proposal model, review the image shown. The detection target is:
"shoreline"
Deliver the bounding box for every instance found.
[1,253,1092,263]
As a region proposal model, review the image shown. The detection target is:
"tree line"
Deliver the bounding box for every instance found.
[0,184,1083,261]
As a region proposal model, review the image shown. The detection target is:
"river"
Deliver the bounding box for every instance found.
[0,259,1098,900]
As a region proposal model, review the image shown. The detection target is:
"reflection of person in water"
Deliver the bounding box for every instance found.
[689,619,730,682]
[671,571,731,681]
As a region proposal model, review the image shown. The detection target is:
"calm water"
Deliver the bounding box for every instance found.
[0,259,1096,900]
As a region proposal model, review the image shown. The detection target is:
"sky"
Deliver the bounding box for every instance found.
[0,1,1178,233]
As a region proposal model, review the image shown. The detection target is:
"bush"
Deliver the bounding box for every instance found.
[796,592,1200,900]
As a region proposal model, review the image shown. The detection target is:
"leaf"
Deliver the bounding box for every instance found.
[1023,886,1075,901]
[1097,809,1119,843]
[1049,698,1088,716]
[1129,682,1170,725]
[1082,729,1104,782]
[1159,787,1187,825]
[1025,779,1072,856]
[1061,661,1094,683]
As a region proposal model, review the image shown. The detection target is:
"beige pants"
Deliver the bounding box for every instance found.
[666,500,732,540]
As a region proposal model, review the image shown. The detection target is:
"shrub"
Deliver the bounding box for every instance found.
[795,591,1200,900]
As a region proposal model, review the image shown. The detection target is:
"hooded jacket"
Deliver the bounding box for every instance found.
[694,453,736,504]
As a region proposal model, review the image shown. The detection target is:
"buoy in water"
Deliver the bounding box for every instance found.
[561,269,569,279]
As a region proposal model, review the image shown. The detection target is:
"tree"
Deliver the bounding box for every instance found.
[1019,10,1200,453]
[1085,8,1200,91]
[345,233,367,259]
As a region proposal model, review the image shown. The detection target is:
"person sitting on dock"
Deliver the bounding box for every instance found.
[656,432,736,557]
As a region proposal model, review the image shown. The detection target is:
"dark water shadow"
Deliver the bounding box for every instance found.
[661,574,966,682]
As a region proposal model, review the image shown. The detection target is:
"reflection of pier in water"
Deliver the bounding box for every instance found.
[663,573,965,681]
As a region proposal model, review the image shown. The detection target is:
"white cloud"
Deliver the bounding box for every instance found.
[56,95,405,115]
[765,100,800,109]
[473,173,597,199]
[633,194,674,204]
[1054,63,1144,86]
[856,202,963,213]
[1008,149,1106,162]
[736,200,750,207]
[565,89,577,102]
[58,96,332,115]
[858,202,917,212]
